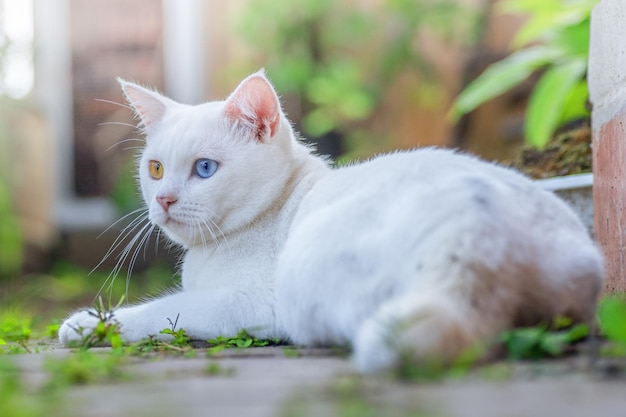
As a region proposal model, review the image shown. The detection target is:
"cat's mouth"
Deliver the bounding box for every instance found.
[152,211,185,229]
[163,216,186,227]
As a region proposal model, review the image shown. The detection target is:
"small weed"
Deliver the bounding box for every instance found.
[0,359,62,417]
[206,329,284,356]
[45,321,60,339]
[124,315,194,357]
[597,296,626,357]
[205,361,235,376]
[0,315,33,354]
[283,347,300,358]
[45,350,127,387]
[500,317,589,360]
[160,314,190,347]
[66,297,124,350]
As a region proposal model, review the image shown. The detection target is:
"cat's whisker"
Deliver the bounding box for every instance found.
[93,216,153,303]
[93,209,150,273]
[96,223,147,299]
[105,138,145,153]
[154,227,162,256]
[125,223,157,299]
[196,213,224,256]
[197,206,230,253]
[98,121,140,129]
[94,98,132,110]
[98,207,148,240]
[196,222,209,258]
[99,220,154,303]
[91,210,150,282]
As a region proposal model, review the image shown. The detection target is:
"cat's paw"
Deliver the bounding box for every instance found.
[58,309,101,346]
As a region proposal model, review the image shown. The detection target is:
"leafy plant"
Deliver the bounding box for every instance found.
[0,114,22,279]
[450,0,596,148]
[206,329,283,356]
[127,314,196,356]
[0,359,61,417]
[500,316,589,360]
[238,0,474,140]
[44,350,127,386]
[0,315,33,354]
[159,315,191,347]
[66,297,124,350]
[597,296,626,356]
[205,362,235,377]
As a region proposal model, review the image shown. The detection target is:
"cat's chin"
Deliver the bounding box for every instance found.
[152,217,194,246]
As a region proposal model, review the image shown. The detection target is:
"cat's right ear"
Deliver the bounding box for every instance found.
[118,79,176,134]
[224,70,281,143]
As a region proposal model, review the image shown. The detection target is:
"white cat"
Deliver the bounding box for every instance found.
[59,70,604,372]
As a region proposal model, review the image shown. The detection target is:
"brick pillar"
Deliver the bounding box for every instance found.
[589,0,626,293]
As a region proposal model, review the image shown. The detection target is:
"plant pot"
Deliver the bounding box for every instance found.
[536,173,594,237]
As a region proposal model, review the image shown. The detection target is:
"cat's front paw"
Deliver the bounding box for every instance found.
[58,309,102,346]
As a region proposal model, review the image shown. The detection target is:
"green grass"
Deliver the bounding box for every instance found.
[2,261,626,387]
[0,359,62,417]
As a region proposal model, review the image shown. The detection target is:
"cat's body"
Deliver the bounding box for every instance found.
[59,71,603,372]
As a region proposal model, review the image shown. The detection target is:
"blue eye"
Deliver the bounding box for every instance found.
[195,158,218,178]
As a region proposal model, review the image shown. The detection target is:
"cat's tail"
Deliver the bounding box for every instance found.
[352,290,503,374]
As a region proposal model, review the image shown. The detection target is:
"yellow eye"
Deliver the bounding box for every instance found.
[149,160,164,180]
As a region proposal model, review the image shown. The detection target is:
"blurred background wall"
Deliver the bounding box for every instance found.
[0,0,530,276]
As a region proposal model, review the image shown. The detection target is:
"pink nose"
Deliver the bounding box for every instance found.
[157,195,178,212]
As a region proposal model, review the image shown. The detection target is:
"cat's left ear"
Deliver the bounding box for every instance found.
[118,79,177,134]
[224,70,281,143]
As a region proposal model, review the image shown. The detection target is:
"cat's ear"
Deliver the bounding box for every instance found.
[118,79,177,133]
[224,70,281,143]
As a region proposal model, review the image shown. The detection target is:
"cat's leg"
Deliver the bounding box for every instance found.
[59,288,277,346]
[351,290,506,373]
[352,238,604,373]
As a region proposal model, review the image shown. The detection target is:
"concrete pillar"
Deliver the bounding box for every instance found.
[162,0,207,104]
[589,0,626,293]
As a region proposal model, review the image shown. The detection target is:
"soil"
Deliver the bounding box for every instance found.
[505,123,592,179]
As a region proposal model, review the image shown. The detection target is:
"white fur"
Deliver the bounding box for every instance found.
[60,71,603,373]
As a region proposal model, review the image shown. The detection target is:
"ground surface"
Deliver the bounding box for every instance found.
[6,341,626,417]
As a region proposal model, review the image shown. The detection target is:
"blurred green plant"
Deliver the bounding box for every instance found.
[597,296,626,356]
[109,157,142,213]
[238,0,476,139]
[500,316,589,360]
[450,0,596,149]
[0,117,23,279]
[0,359,62,417]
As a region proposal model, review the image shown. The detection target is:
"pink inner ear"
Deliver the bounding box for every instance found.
[225,76,280,141]
[121,83,169,130]
[134,105,151,124]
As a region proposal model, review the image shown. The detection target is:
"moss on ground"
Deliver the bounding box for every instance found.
[505,123,592,179]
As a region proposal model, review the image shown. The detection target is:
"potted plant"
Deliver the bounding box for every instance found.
[450,0,596,236]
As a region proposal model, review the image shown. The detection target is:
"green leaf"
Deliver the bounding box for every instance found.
[499,0,595,48]
[598,297,626,343]
[565,323,590,343]
[551,18,590,58]
[559,80,589,124]
[525,58,587,148]
[449,46,560,120]
[539,332,568,356]
[501,326,545,359]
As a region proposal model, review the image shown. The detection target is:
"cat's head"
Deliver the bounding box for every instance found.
[120,70,298,248]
